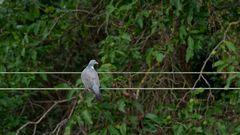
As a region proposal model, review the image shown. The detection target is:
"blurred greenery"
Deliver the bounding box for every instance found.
[0,0,240,134]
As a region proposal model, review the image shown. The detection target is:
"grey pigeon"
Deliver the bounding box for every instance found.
[81,60,101,100]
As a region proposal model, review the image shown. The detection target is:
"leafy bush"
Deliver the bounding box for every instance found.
[0,0,240,134]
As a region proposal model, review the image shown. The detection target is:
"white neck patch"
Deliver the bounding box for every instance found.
[90,66,94,69]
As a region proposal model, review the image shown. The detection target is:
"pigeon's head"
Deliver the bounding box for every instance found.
[88,59,98,67]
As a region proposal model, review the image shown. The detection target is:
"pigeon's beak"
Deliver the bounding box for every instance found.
[96,61,99,65]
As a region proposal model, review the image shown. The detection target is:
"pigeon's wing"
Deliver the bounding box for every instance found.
[81,68,100,89]
[91,69,100,87]
[89,70,101,100]
[81,68,91,89]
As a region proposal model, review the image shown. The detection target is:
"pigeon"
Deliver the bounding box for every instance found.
[81,60,101,100]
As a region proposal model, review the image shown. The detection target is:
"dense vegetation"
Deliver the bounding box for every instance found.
[0,0,240,134]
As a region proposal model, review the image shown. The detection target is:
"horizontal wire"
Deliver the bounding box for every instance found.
[0,72,240,74]
[0,88,239,90]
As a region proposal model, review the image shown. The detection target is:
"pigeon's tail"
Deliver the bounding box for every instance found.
[95,93,101,100]
[92,84,101,101]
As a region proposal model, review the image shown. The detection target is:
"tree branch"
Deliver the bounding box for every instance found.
[192,21,240,89]
[16,98,75,135]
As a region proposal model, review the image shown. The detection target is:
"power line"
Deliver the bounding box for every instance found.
[0,88,239,90]
[0,72,240,74]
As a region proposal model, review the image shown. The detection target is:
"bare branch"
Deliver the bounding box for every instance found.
[192,21,240,89]
[16,98,75,135]
[52,119,68,135]
[52,96,78,134]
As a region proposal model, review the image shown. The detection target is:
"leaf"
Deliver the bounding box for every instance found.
[39,73,48,81]
[108,126,121,135]
[106,4,115,15]
[64,126,71,135]
[75,78,82,87]
[21,48,25,56]
[154,52,165,63]
[213,60,224,68]
[136,16,144,28]
[90,132,98,135]
[119,123,127,135]
[225,41,236,52]
[173,125,185,135]
[145,113,161,124]
[176,0,182,11]
[45,6,55,13]
[54,83,69,88]
[117,100,126,112]
[34,21,40,35]
[121,33,131,41]
[145,113,158,120]
[130,47,141,59]
[115,50,126,56]
[235,125,240,132]
[151,21,158,34]
[84,94,95,107]
[190,30,201,34]
[101,129,108,135]
[142,10,150,17]
[216,122,227,134]
[225,74,237,88]
[146,48,153,66]
[76,115,84,125]
[67,90,78,99]
[0,0,4,4]
[98,63,117,72]
[0,66,6,72]
[187,15,193,25]
[192,88,204,95]
[23,33,29,44]
[31,51,37,61]
[119,4,133,11]
[213,60,228,71]
[175,0,182,16]
[179,25,187,40]
[237,80,240,87]
[81,110,93,125]
[186,36,194,62]
[133,102,144,113]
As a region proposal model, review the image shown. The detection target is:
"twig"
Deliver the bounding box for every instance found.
[27,13,65,49]
[59,9,97,15]
[177,91,191,108]
[178,21,240,108]
[20,102,27,116]
[46,15,64,39]
[16,98,75,135]
[136,67,152,99]
[50,74,74,86]
[177,74,212,107]
[52,95,78,134]
[52,119,68,135]
[201,75,211,88]
[33,125,36,135]
[192,21,240,89]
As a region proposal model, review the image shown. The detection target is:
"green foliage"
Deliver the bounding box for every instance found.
[0,0,240,134]
[186,36,194,62]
